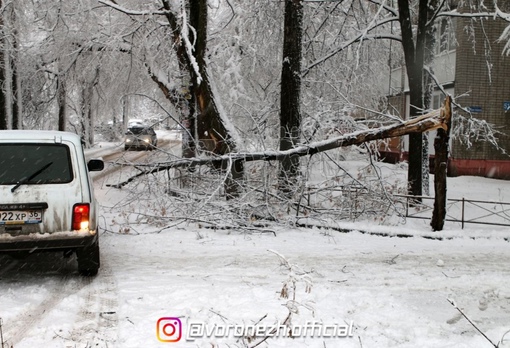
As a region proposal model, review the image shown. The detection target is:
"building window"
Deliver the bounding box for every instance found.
[436,18,456,54]
[433,94,441,110]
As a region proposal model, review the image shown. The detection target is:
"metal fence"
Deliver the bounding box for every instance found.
[395,194,510,228]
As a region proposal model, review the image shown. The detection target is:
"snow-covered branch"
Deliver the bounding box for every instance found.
[97,0,171,16]
[436,9,510,21]
[497,5,510,55]
[303,16,400,76]
[179,5,202,85]
[435,5,510,52]
[109,105,450,188]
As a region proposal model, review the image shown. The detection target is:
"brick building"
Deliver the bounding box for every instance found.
[384,3,510,179]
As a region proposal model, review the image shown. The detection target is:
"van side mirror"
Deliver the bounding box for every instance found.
[87,159,104,172]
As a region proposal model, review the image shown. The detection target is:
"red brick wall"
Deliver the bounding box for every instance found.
[453,4,510,162]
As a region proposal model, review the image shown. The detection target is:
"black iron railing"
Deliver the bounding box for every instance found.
[395,194,510,228]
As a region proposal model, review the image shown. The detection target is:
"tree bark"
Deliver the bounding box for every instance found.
[10,3,21,129]
[398,0,422,198]
[190,0,233,155]
[189,0,243,198]
[11,59,20,129]
[161,0,197,160]
[398,0,438,199]
[431,96,452,231]
[279,0,303,194]
[81,86,90,145]
[0,0,7,130]
[3,20,12,130]
[57,74,66,131]
[421,0,439,196]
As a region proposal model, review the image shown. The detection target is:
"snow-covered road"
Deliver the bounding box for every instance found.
[1,214,509,348]
[1,133,509,348]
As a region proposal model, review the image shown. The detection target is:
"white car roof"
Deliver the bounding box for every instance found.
[0,130,82,145]
[128,118,145,124]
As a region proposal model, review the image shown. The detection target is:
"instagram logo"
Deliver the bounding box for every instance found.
[157,317,182,342]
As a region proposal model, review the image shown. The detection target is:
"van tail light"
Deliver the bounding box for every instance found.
[72,203,90,230]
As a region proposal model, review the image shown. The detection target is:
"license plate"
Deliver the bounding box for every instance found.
[0,210,42,225]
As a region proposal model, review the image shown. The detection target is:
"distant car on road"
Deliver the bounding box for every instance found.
[0,130,104,276]
[169,124,184,131]
[124,126,158,151]
[127,118,145,128]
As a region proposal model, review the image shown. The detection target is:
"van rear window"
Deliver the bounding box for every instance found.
[0,144,73,185]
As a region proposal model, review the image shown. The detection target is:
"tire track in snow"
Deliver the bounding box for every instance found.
[3,271,78,347]
[64,264,119,347]
[1,257,119,348]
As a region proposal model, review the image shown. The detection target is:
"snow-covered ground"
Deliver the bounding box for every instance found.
[1,132,509,348]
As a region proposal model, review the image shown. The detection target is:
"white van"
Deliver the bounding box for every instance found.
[0,130,104,276]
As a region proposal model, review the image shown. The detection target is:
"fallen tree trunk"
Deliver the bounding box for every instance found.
[109,105,450,188]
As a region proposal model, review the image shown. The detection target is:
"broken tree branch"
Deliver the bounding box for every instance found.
[108,106,450,188]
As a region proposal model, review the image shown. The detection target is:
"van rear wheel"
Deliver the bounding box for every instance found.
[76,240,100,276]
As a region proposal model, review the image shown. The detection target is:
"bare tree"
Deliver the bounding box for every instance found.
[188,0,237,156]
[57,72,66,131]
[0,0,8,130]
[7,2,21,129]
[397,0,441,198]
[159,0,198,159]
[279,0,303,194]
